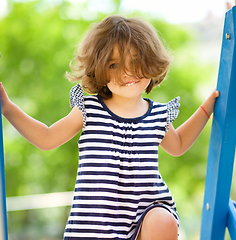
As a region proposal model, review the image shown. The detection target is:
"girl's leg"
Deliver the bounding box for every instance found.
[136,207,178,240]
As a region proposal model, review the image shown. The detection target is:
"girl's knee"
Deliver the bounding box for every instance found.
[140,207,178,240]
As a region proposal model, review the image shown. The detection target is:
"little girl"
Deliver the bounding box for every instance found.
[1,15,219,240]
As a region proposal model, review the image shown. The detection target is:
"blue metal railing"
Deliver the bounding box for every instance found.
[200,6,236,240]
[0,53,8,240]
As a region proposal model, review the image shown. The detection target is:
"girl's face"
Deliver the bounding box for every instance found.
[107,45,151,99]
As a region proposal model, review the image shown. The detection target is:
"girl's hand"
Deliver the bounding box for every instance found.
[0,82,11,115]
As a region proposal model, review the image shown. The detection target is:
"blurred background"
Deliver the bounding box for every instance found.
[0,0,235,239]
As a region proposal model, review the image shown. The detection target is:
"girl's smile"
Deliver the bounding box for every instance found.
[122,80,139,87]
[106,76,150,100]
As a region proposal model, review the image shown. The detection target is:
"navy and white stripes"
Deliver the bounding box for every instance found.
[64,85,180,240]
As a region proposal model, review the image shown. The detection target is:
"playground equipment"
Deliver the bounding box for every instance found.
[200,5,236,240]
[0,5,236,240]
[0,52,8,240]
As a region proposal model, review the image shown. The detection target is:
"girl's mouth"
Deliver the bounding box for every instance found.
[123,81,138,87]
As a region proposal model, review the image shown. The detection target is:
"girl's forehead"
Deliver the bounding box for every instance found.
[110,44,137,60]
[110,45,120,60]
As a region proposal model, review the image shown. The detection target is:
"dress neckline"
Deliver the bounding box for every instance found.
[97,95,153,123]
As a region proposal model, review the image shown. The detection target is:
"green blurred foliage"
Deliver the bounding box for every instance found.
[0,0,218,239]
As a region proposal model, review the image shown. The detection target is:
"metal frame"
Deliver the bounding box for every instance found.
[0,55,8,240]
[200,6,236,240]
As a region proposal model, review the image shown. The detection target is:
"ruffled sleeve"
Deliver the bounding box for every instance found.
[165,96,180,132]
[69,84,87,129]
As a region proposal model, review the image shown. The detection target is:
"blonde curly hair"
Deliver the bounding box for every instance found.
[67,15,171,99]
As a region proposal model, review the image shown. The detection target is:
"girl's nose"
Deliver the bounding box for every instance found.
[122,68,133,78]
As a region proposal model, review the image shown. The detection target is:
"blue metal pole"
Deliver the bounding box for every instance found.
[200,6,236,240]
[0,53,8,239]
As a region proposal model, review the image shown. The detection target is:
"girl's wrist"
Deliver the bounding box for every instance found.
[199,98,214,119]
[2,100,14,117]
[200,105,211,119]
[199,90,219,120]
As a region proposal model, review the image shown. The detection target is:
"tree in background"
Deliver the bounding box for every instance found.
[0,0,218,239]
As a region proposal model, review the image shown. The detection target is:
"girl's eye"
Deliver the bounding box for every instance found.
[109,63,118,69]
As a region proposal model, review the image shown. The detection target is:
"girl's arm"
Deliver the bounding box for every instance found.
[1,83,83,151]
[160,90,219,157]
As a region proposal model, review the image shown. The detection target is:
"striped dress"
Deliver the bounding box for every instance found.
[64,84,180,240]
